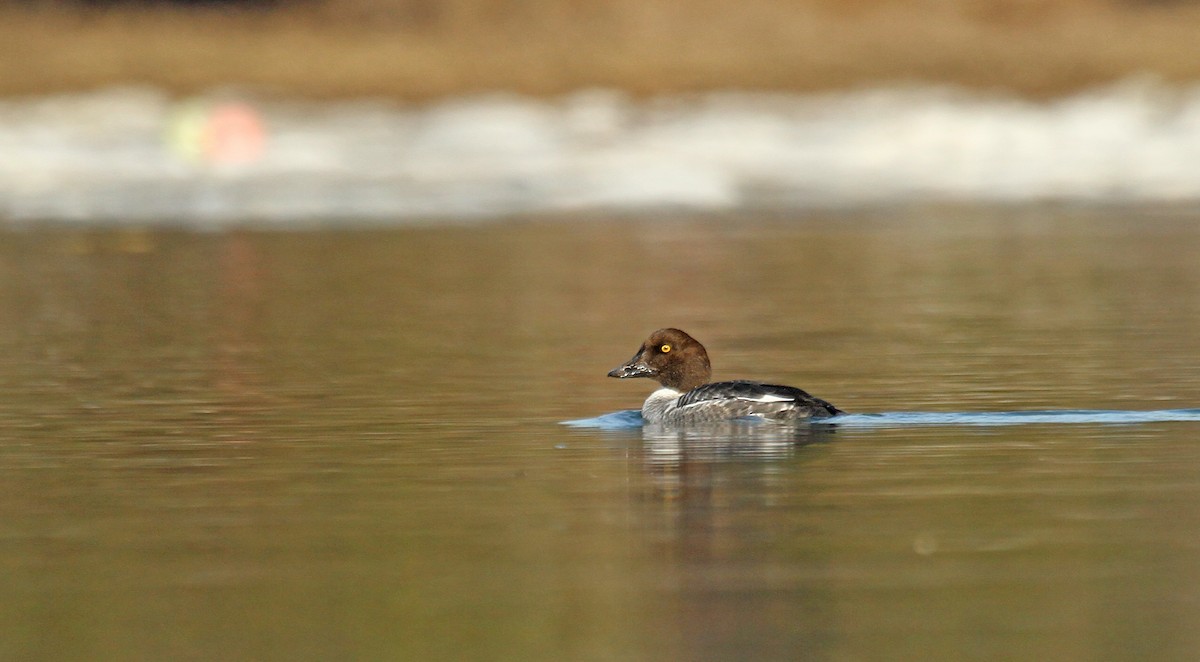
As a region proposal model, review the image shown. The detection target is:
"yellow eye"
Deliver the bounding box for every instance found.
[660,344,672,353]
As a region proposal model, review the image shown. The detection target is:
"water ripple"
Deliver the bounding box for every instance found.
[563,408,1200,429]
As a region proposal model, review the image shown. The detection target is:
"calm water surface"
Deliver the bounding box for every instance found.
[2,209,1200,660]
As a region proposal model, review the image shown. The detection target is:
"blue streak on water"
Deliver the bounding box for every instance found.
[833,409,1200,427]
[562,409,1200,430]
[562,410,645,429]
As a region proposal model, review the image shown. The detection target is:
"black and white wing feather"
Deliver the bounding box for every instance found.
[674,380,842,421]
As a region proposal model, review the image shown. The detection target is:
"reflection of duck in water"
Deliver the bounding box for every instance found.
[638,419,835,468]
[608,328,843,424]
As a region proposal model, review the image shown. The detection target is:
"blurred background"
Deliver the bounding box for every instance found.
[4,0,1200,223]
[8,0,1200,97]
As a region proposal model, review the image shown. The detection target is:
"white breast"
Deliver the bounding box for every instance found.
[641,387,684,422]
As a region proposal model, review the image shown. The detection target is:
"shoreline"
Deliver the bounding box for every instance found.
[4,82,1200,225]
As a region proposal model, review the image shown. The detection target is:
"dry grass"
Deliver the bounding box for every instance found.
[4,0,1200,99]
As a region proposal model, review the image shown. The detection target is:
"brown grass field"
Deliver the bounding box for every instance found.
[5,0,1200,99]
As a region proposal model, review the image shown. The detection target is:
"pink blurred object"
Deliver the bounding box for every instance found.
[200,102,266,165]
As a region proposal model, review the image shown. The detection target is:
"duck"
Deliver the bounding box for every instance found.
[607,328,842,423]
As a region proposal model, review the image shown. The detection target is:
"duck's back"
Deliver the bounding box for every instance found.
[670,380,843,423]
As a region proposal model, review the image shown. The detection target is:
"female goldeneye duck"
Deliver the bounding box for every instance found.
[607,328,843,423]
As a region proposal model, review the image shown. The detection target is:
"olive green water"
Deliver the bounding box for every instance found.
[2,209,1200,661]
